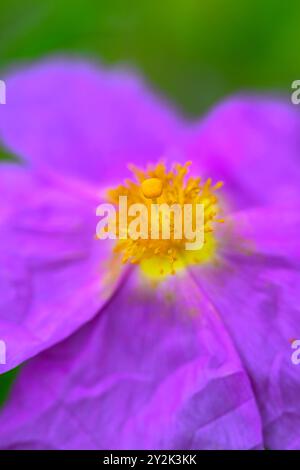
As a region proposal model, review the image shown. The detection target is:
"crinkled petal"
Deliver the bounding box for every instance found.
[0,272,262,450]
[184,96,300,208]
[0,58,184,184]
[0,164,120,373]
[191,204,300,449]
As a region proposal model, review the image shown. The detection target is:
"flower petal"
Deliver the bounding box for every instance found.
[0,59,183,184]
[0,164,120,373]
[191,204,300,448]
[0,272,262,449]
[185,96,300,208]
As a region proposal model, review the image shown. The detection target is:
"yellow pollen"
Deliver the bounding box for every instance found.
[105,161,224,281]
[141,177,163,199]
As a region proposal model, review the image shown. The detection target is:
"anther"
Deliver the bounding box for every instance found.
[141,178,163,199]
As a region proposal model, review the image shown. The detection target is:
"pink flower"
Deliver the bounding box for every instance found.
[0,59,299,449]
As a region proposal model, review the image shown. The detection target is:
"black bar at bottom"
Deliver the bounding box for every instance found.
[0,450,300,466]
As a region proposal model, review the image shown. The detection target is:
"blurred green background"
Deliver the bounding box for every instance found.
[0,0,299,402]
[0,0,299,116]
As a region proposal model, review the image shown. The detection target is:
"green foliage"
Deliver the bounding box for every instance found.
[0,369,19,407]
[0,0,299,115]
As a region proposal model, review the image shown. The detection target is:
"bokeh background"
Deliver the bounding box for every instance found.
[1,0,300,115]
[0,0,299,403]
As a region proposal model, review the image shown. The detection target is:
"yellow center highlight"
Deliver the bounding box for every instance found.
[141,177,163,199]
[106,161,224,280]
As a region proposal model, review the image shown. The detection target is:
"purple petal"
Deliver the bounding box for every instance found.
[0,58,184,184]
[192,204,300,448]
[184,96,300,208]
[0,164,121,373]
[0,272,262,450]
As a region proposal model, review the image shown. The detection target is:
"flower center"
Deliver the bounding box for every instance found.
[141,177,163,199]
[106,161,224,280]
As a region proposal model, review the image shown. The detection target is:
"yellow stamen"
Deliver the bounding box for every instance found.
[106,161,224,280]
[141,177,163,199]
